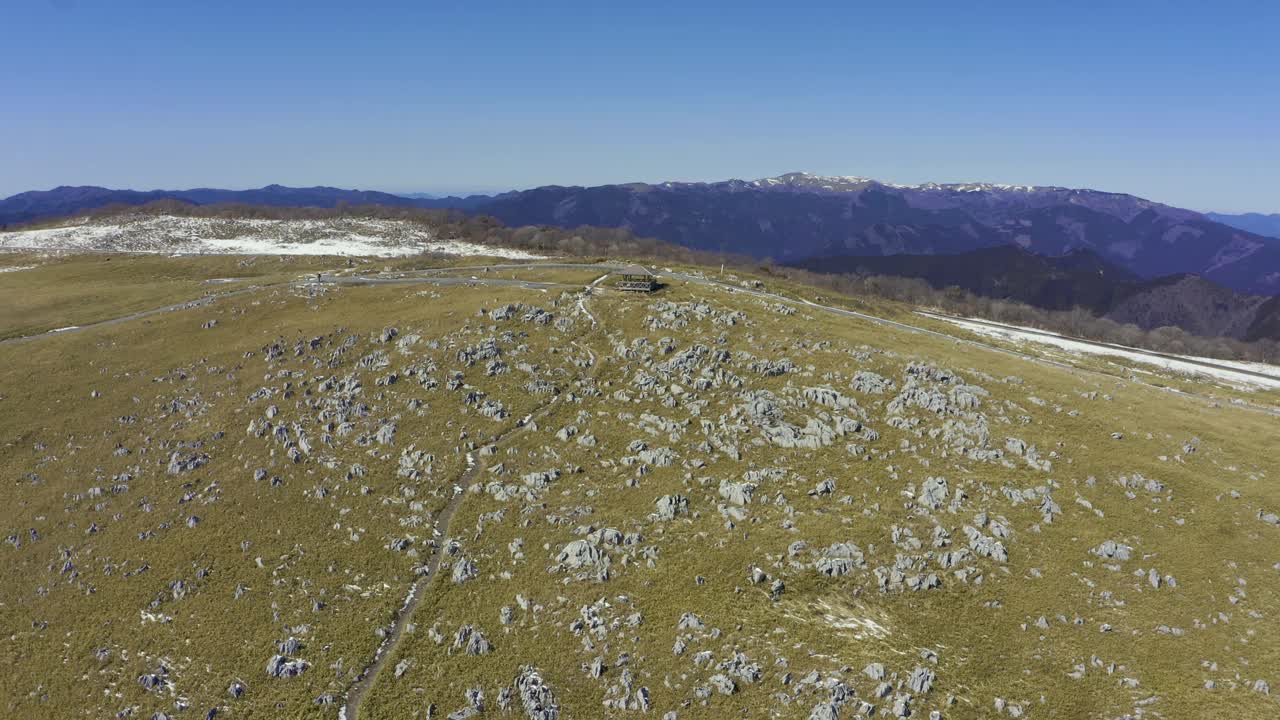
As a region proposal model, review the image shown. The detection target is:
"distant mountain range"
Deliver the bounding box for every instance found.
[455,173,1280,297]
[0,185,409,227]
[3,173,1278,297]
[0,185,495,228]
[1206,212,1280,240]
[791,245,1280,341]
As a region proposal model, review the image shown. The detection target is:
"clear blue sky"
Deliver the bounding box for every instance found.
[4,1,1278,211]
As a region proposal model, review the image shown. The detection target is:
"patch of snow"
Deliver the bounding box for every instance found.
[1173,355,1280,382]
[0,216,547,260]
[0,265,36,273]
[923,312,1280,391]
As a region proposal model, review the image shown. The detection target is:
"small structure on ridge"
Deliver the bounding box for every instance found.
[614,264,658,293]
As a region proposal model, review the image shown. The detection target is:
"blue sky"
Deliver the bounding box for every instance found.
[4,1,1278,211]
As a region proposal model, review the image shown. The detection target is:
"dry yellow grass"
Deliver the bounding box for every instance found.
[1,255,1277,719]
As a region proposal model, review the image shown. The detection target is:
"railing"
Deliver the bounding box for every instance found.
[616,280,656,292]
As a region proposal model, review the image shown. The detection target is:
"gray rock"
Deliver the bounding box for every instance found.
[809,702,840,720]
[803,386,858,411]
[557,540,601,569]
[265,654,308,678]
[719,479,756,506]
[375,422,397,446]
[809,479,836,497]
[851,371,894,395]
[770,578,785,599]
[453,625,492,656]
[709,674,737,695]
[964,526,1008,563]
[815,542,866,576]
[677,612,705,631]
[167,451,208,475]
[907,666,936,694]
[918,477,949,510]
[452,558,478,584]
[138,670,169,692]
[515,666,560,720]
[1092,540,1132,561]
[653,494,689,521]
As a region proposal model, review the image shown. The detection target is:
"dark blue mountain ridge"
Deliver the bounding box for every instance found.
[1207,212,1280,240]
[0,184,495,228]
[2,173,1277,295]
[460,173,1279,295]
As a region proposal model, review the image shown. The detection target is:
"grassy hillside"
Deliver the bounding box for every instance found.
[1,255,1277,719]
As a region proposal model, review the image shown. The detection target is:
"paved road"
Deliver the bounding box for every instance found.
[0,284,272,346]
[388,262,622,276]
[317,273,571,291]
[915,310,1280,386]
[0,269,574,346]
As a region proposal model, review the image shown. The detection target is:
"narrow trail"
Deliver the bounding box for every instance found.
[339,397,563,720]
[576,273,610,328]
[318,274,573,291]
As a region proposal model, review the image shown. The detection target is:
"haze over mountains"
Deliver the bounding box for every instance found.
[4,172,1279,302]
[456,173,1280,297]
[1207,212,1280,241]
[0,184,450,227]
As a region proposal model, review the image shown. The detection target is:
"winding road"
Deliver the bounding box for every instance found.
[0,284,273,346]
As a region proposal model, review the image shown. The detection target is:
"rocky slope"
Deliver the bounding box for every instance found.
[2,256,1278,720]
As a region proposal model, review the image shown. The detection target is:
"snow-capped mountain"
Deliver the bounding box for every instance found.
[466,172,1278,294]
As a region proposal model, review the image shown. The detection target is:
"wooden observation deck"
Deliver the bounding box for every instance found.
[614,264,658,292]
